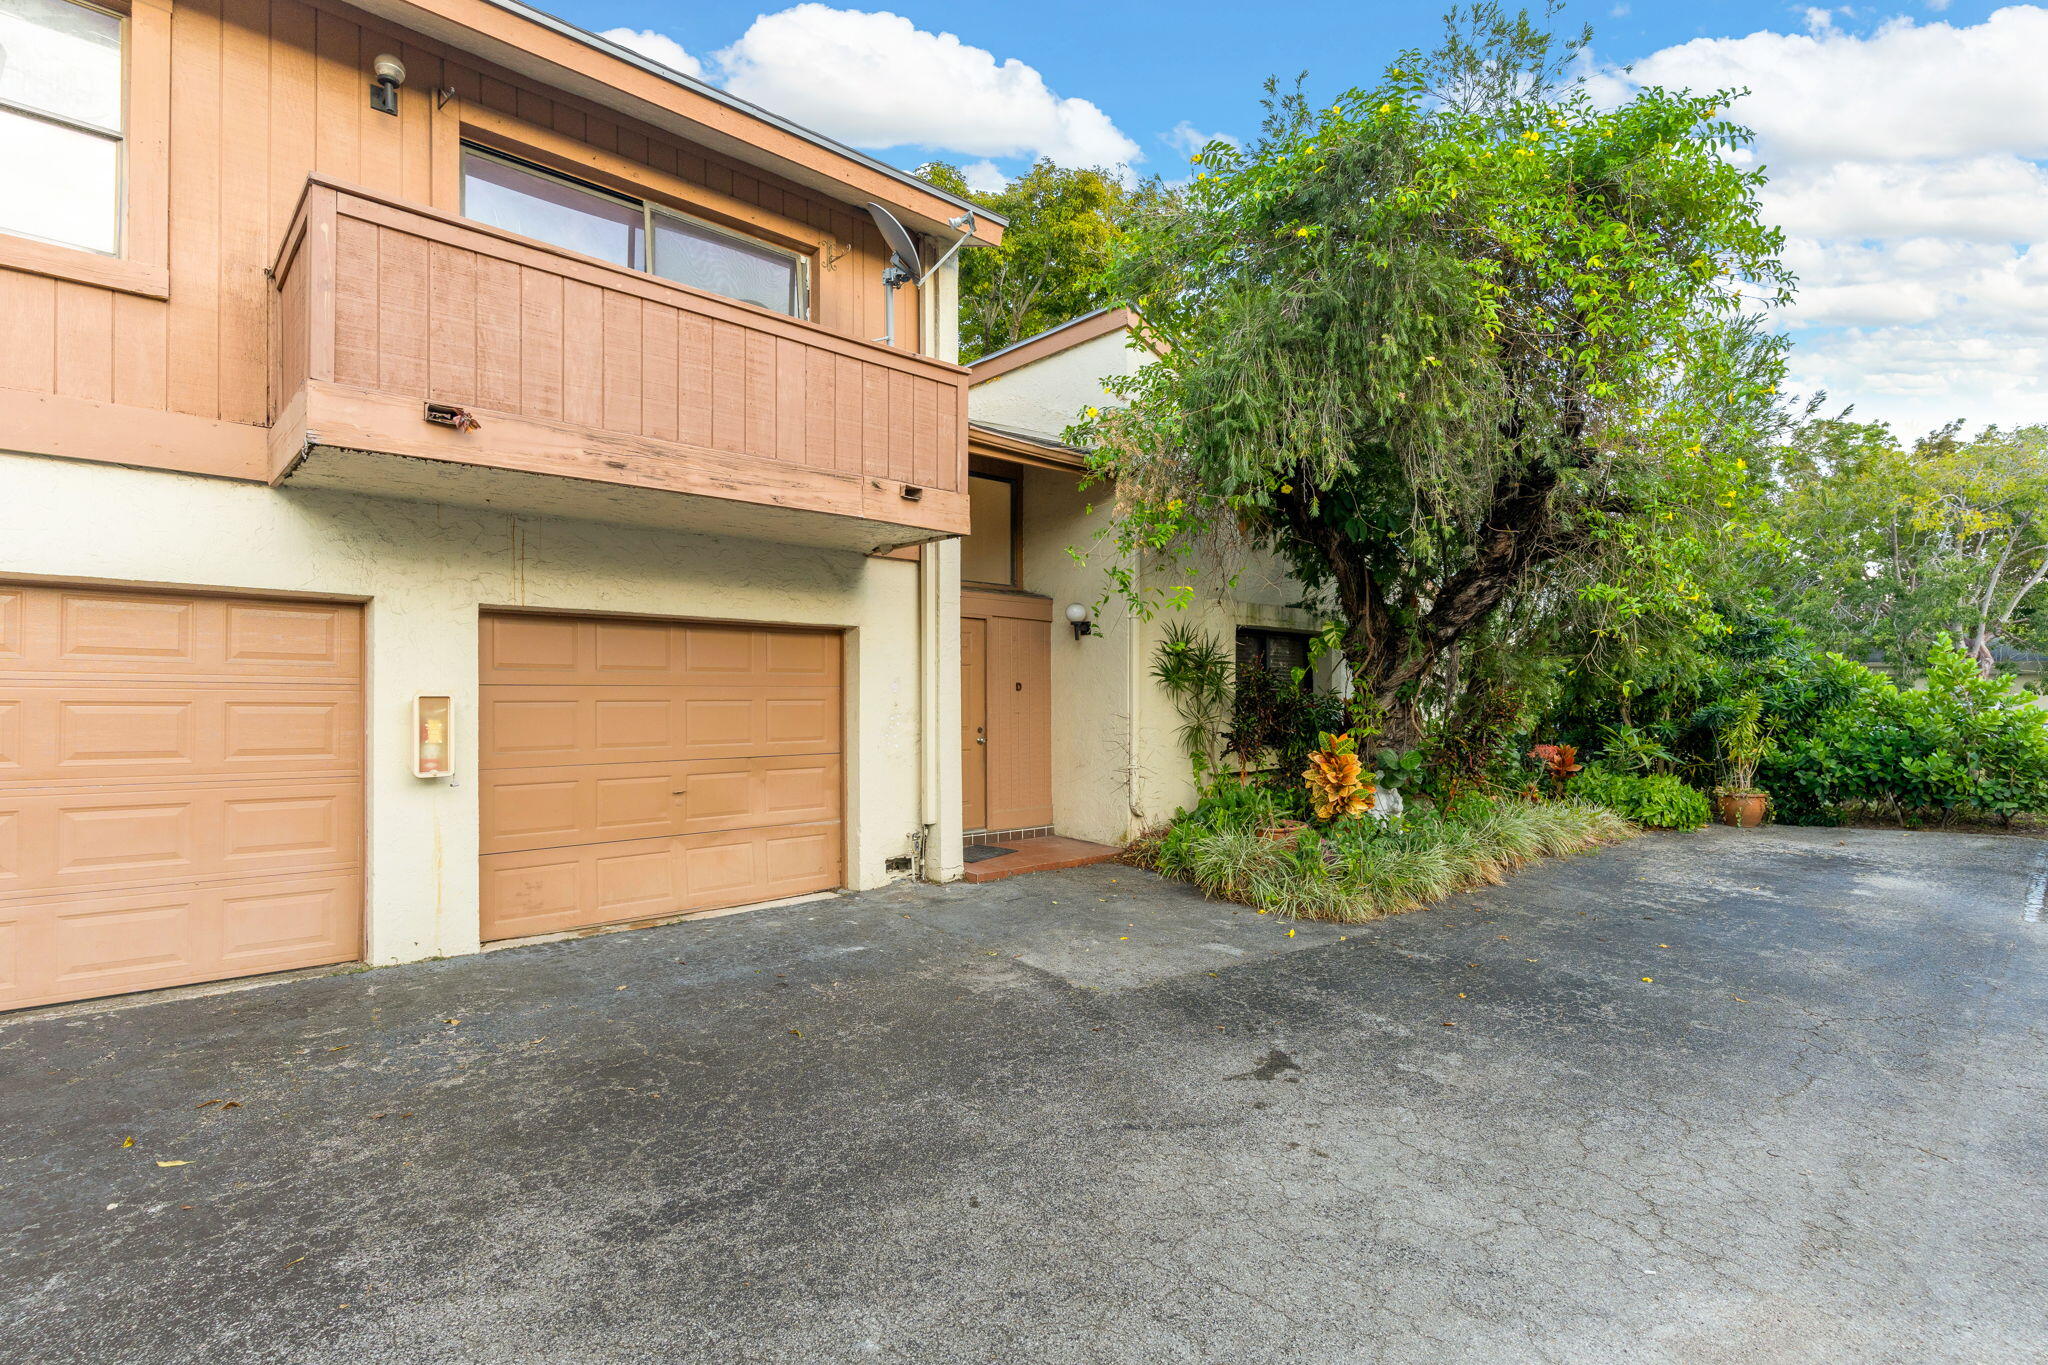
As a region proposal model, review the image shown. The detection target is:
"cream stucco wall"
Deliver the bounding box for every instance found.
[978,321,1328,845]
[0,452,936,966]
[969,327,1150,437]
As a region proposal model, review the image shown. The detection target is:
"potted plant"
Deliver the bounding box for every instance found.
[1715,692,1771,827]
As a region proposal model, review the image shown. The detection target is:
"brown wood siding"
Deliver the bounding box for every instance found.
[271,182,967,507]
[0,0,922,448]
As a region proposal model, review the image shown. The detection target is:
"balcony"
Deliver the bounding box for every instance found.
[268,177,968,549]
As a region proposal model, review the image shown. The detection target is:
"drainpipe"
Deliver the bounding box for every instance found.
[915,253,964,882]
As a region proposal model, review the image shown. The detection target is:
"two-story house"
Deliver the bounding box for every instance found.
[0,0,1001,1009]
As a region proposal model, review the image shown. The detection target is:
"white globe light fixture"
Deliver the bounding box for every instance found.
[1065,603,1093,639]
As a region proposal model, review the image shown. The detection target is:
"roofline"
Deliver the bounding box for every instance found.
[485,0,1003,229]
[969,308,1140,383]
[346,0,1006,240]
[969,422,1089,472]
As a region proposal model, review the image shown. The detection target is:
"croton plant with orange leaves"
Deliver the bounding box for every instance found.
[1304,732,1376,822]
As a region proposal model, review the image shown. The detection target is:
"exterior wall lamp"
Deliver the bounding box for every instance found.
[370,53,406,115]
[1065,603,1094,639]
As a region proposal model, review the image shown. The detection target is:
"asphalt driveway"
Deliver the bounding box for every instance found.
[4,826,2044,1363]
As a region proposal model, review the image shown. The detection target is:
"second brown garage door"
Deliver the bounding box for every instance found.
[478,612,844,941]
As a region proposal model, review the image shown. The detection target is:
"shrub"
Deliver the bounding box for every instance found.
[1570,765,1713,829]
[1760,638,2048,824]
[1152,788,1632,922]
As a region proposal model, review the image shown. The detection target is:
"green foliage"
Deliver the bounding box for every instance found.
[1151,621,1233,784]
[1152,788,1631,921]
[1717,691,1768,793]
[1079,7,1790,743]
[1597,722,1674,774]
[915,159,1167,361]
[1761,418,2048,666]
[1569,765,1713,829]
[1762,637,2048,825]
[1227,665,1348,778]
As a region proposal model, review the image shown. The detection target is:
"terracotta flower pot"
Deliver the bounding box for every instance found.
[1717,791,1768,828]
[1259,819,1309,843]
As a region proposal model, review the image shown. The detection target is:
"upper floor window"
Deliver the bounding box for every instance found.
[0,0,123,255]
[460,145,808,318]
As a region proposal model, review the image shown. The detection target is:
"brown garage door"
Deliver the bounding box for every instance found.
[0,584,363,1011]
[478,612,843,941]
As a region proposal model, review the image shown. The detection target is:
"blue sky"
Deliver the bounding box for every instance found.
[548,1,2048,435]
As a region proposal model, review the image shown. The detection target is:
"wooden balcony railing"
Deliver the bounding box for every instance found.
[269,177,968,538]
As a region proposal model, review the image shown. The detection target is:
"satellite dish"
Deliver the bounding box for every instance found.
[865,201,924,283]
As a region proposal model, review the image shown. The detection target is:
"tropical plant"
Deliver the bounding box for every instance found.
[1569,765,1713,829]
[1227,664,1348,778]
[1599,722,1676,775]
[1530,743,1582,796]
[1718,691,1768,794]
[1079,6,1790,746]
[1151,621,1233,784]
[1304,731,1373,821]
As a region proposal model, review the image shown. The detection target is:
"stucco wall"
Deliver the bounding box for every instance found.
[0,452,931,966]
[969,328,1150,437]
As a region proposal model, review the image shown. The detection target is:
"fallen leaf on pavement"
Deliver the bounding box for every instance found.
[156,1160,188,1167]
[122,1136,134,1147]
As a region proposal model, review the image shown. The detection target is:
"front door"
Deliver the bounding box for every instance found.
[959,592,1054,835]
[961,617,987,830]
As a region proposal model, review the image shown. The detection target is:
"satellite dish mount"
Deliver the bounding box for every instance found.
[866,201,977,346]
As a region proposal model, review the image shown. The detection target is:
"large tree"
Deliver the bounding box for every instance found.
[918,159,1148,361]
[1080,10,1791,743]
[1765,418,2048,670]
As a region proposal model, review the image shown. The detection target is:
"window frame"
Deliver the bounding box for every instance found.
[1236,626,1316,679]
[961,468,1023,589]
[0,0,167,297]
[458,140,811,319]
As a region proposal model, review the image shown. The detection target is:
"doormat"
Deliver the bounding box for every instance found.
[962,844,1016,863]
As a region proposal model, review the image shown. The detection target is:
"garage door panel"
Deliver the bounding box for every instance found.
[0,779,361,898]
[0,871,360,1010]
[480,615,841,689]
[479,821,841,939]
[478,755,842,855]
[2,588,361,683]
[478,687,841,770]
[0,684,361,785]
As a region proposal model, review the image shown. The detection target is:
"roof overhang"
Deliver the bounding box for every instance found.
[969,421,1089,473]
[348,0,1005,243]
[969,308,1141,383]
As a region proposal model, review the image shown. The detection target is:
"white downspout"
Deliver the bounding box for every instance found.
[916,253,964,882]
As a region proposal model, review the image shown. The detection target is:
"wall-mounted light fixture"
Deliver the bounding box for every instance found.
[412,695,453,778]
[369,53,406,115]
[1065,603,1094,640]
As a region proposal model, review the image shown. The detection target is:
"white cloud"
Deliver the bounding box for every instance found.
[1163,121,1240,159]
[1605,7,2048,166]
[713,6,1140,171]
[959,160,1009,194]
[598,28,704,80]
[1595,6,2048,434]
